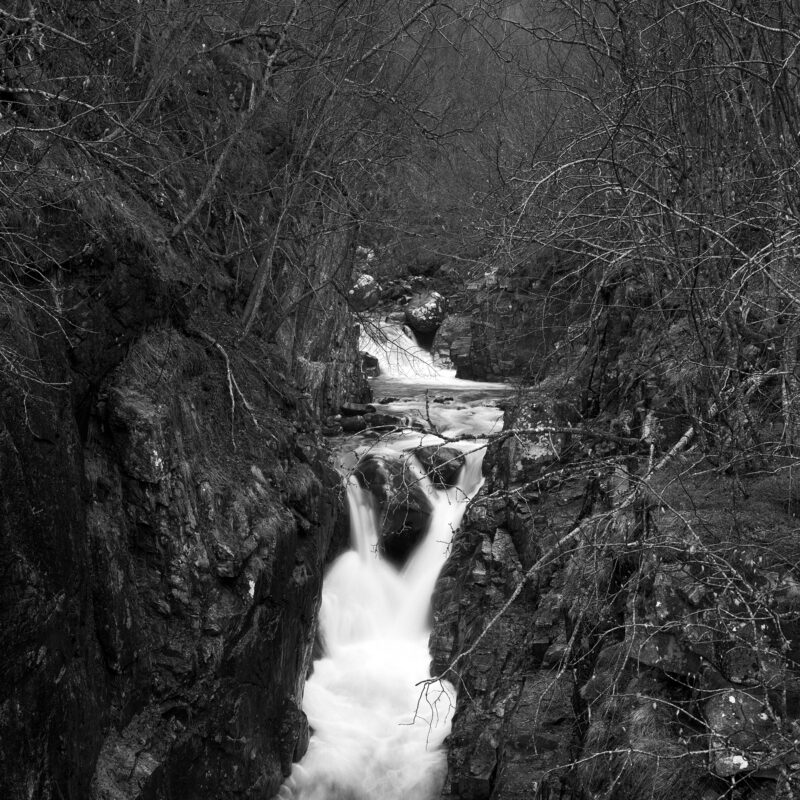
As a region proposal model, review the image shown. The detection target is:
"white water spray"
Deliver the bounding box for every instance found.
[359,321,441,380]
[280,323,508,800]
[284,445,484,800]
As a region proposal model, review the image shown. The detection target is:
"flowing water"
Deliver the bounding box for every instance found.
[280,320,511,800]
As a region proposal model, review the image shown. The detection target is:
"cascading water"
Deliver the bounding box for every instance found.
[358,320,440,380]
[280,320,509,800]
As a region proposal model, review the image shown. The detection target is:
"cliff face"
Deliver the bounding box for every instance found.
[430,401,578,800]
[427,249,585,383]
[431,400,800,800]
[0,195,364,799]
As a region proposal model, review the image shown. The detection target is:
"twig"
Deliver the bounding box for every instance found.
[196,331,261,446]
[170,0,300,240]
[426,418,699,687]
[0,8,89,47]
[652,425,695,474]
[417,520,591,691]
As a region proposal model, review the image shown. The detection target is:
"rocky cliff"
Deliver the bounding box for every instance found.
[431,399,800,799]
[0,181,365,800]
[0,3,382,795]
[430,249,583,382]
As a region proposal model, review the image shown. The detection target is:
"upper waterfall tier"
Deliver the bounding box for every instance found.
[359,319,441,380]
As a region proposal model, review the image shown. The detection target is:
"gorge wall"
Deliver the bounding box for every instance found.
[430,398,800,800]
[0,180,366,800]
[0,4,383,796]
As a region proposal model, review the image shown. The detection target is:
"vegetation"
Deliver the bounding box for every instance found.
[5,1,800,798]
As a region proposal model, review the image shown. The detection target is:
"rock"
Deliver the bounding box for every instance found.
[354,454,433,565]
[414,445,465,488]
[704,690,772,777]
[450,335,473,378]
[433,315,471,368]
[442,249,589,380]
[384,311,407,325]
[341,415,367,432]
[379,283,413,304]
[405,291,446,333]
[360,352,380,377]
[107,388,169,483]
[378,396,400,404]
[340,402,376,416]
[431,518,571,800]
[347,274,381,311]
[364,412,401,430]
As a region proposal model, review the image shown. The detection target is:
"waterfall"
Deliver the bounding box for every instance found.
[359,320,441,380]
[279,320,509,800]
[282,445,485,800]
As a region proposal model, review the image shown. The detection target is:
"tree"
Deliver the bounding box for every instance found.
[420,4,800,797]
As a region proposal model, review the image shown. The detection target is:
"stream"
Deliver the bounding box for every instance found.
[281,322,511,800]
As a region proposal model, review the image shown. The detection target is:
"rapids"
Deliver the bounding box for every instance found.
[279,319,511,800]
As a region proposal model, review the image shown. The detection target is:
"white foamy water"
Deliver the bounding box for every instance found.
[279,321,511,800]
[359,320,440,380]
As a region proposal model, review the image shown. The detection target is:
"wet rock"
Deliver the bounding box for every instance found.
[360,352,380,377]
[431,515,570,800]
[341,415,367,432]
[0,329,105,800]
[347,274,381,311]
[322,416,343,436]
[705,690,771,777]
[364,412,401,430]
[414,445,465,488]
[107,388,169,483]
[341,402,377,416]
[383,310,408,325]
[450,334,474,379]
[354,454,433,566]
[433,314,471,369]
[379,282,413,304]
[383,311,406,328]
[405,291,446,334]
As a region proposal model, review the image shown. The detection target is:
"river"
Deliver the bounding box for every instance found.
[280,322,512,800]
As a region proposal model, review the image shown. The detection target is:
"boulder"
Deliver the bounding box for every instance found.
[354,454,433,565]
[705,690,773,777]
[360,352,379,377]
[450,335,473,378]
[340,402,376,416]
[347,274,381,311]
[322,416,343,436]
[414,445,465,488]
[433,314,471,367]
[341,416,367,432]
[364,412,401,430]
[405,291,446,334]
[383,311,408,325]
